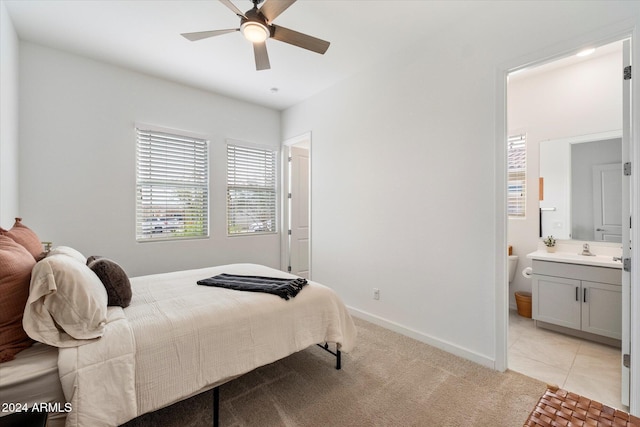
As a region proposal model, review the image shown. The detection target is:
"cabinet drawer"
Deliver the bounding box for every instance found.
[532,260,621,285]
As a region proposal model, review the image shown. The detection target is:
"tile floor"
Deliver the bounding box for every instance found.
[508,309,624,410]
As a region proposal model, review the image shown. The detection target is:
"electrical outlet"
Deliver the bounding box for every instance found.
[373,288,380,300]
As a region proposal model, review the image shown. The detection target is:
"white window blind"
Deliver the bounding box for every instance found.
[136,127,209,241]
[227,144,277,235]
[507,134,526,218]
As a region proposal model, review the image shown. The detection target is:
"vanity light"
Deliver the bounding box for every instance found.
[576,48,595,57]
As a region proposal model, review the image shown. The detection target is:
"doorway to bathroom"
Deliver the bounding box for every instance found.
[506,38,631,409]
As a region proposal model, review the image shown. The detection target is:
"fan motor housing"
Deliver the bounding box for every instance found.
[243,7,268,25]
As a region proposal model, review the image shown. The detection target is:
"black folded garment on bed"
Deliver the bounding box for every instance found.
[197,273,308,300]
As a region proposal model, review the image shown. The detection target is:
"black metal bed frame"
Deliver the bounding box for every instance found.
[211,342,341,427]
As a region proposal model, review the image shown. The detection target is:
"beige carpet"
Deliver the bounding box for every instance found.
[121,317,546,427]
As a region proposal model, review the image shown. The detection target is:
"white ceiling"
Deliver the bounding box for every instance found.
[4,0,488,110]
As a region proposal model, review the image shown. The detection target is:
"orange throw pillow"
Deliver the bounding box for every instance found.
[0,235,36,362]
[0,218,43,260]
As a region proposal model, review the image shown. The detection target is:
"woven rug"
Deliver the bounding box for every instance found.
[525,385,640,427]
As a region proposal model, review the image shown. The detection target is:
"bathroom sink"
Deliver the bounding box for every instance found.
[526,250,622,269]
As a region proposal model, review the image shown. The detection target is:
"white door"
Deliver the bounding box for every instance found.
[620,38,631,409]
[593,163,622,242]
[288,146,310,278]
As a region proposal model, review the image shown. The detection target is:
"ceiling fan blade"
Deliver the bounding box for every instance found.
[219,0,246,18]
[253,42,271,71]
[259,0,296,23]
[271,25,330,54]
[181,28,238,41]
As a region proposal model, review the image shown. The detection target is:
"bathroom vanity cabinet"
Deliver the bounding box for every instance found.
[531,259,621,341]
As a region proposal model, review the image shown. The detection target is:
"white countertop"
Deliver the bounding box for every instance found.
[527,250,622,269]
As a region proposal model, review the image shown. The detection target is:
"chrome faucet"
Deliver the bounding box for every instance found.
[581,243,595,256]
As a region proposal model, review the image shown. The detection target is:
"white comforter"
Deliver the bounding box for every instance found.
[58,263,357,427]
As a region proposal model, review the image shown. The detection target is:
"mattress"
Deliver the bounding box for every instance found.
[0,342,66,426]
[131,263,356,415]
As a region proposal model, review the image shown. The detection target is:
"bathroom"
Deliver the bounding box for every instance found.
[506,39,628,409]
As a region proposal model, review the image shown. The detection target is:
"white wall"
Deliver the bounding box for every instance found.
[283,2,639,367]
[0,1,19,224]
[508,50,623,304]
[18,42,282,277]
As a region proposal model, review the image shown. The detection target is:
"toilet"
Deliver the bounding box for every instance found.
[508,255,519,283]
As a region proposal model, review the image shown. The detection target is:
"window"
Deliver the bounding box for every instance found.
[226,143,277,235]
[136,126,209,241]
[507,134,526,218]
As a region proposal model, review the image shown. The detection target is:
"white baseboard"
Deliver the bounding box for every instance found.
[347,306,497,370]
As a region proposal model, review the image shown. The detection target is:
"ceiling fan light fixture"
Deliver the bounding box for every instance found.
[241,21,270,43]
[181,0,331,71]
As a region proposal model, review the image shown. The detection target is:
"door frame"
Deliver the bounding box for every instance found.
[281,132,312,278]
[495,23,639,413]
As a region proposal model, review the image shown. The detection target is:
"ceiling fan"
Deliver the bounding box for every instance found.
[181,0,330,71]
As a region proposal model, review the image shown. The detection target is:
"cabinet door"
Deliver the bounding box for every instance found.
[532,275,581,330]
[581,281,622,339]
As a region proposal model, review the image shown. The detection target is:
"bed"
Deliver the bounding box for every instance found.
[1,249,356,427]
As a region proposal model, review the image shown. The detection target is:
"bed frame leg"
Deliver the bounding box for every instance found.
[317,343,342,369]
[213,386,219,427]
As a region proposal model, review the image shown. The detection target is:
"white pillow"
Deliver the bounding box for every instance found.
[47,246,86,263]
[23,253,107,347]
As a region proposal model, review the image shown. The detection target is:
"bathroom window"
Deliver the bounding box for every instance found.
[507,134,526,218]
[135,125,209,241]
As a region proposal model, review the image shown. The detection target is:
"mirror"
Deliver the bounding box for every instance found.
[539,134,622,242]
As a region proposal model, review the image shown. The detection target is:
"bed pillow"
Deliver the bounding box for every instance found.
[87,256,132,308]
[23,253,108,347]
[48,246,86,264]
[0,235,36,362]
[0,218,44,261]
